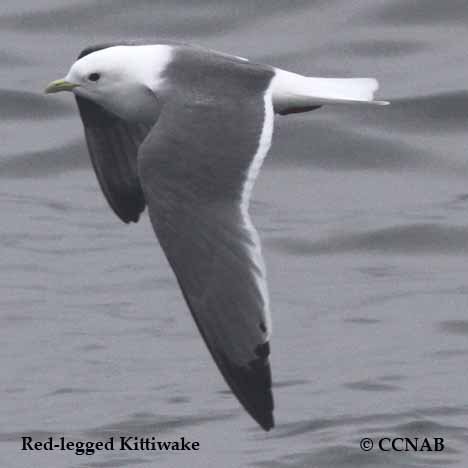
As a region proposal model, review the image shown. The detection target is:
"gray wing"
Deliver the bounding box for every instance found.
[138,58,275,429]
[76,45,148,223]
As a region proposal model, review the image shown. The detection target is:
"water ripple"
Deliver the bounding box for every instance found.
[269,223,468,256]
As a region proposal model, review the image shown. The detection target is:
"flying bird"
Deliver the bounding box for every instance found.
[45,42,388,431]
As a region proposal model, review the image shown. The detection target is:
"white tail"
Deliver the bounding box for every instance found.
[272,68,389,115]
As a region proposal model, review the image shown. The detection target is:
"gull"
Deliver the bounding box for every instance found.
[45,42,388,431]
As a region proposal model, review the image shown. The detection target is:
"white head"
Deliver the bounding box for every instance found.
[45,45,173,123]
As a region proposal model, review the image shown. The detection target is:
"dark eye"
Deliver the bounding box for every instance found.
[88,72,100,82]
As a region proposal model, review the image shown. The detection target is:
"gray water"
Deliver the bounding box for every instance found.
[1,1,468,467]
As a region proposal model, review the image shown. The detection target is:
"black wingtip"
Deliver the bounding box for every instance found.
[215,342,275,431]
[120,209,142,224]
[259,412,275,431]
[242,377,274,431]
[251,380,274,431]
[239,378,275,431]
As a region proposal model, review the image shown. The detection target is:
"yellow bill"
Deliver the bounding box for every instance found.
[44,79,79,94]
